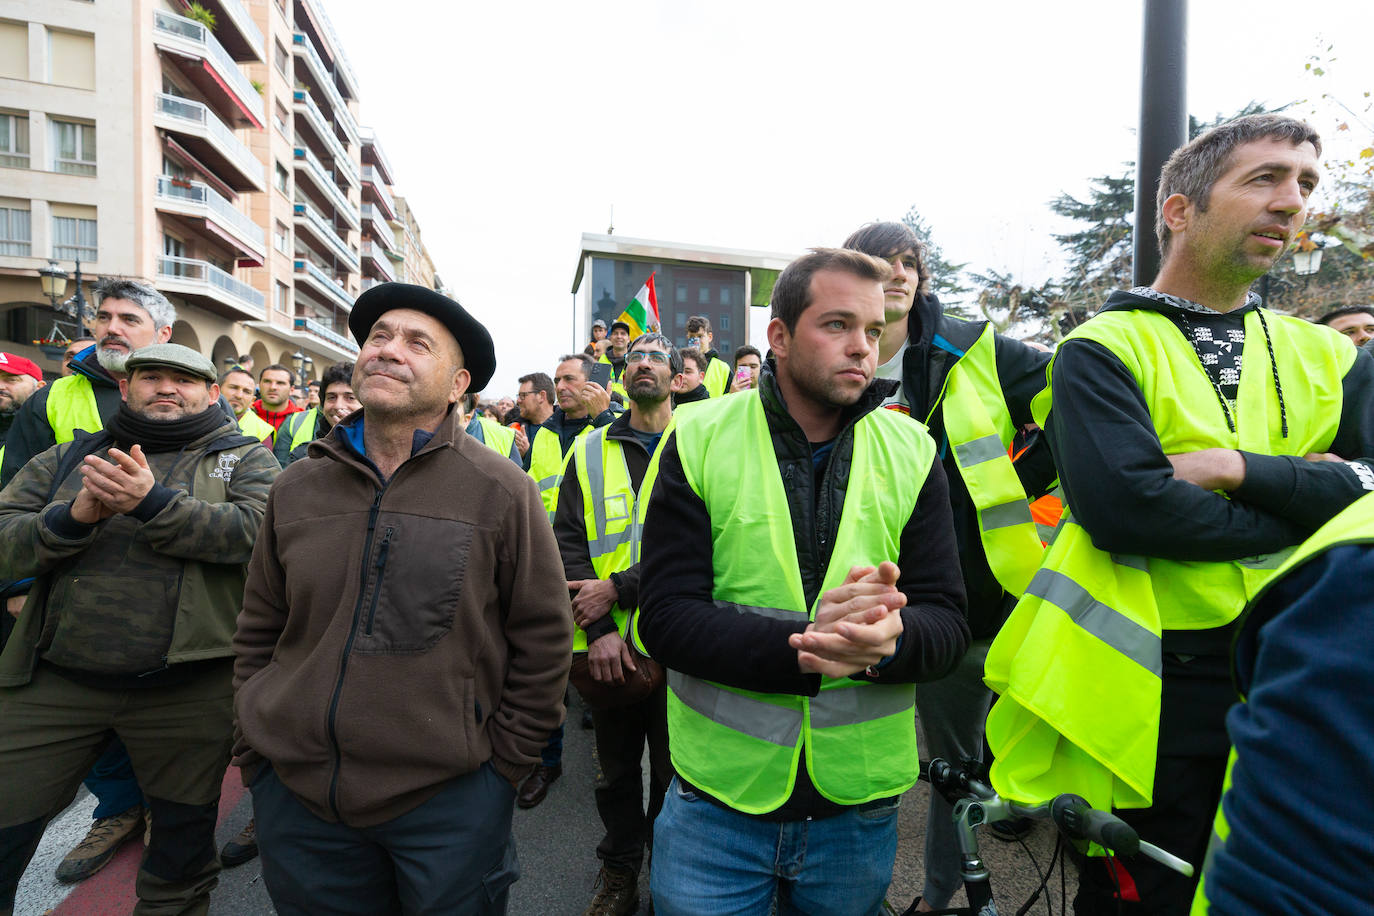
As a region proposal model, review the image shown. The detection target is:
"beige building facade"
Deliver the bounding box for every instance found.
[0,0,440,386]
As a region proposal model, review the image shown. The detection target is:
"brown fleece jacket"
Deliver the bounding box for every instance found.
[232,406,573,827]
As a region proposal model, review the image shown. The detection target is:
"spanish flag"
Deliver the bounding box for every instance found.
[616,274,660,337]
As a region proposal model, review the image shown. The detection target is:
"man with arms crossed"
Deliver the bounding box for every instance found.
[638,248,968,915]
[986,114,1374,913]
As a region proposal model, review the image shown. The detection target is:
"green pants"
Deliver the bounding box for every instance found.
[0,661,234,915]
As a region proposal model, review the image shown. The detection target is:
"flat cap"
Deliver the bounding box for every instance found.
[349,282,496,391]
[124,343,217,382]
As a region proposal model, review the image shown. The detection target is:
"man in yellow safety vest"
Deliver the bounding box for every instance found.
[637,247,969,915]
[985,114,1374,913]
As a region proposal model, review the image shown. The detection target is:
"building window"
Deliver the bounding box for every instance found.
[51,119,96,176]
[162,233,184,259]
[52,214,97,260]
[720,286,731,306]
[275,281,289,313]
[274,100,289,136]
[274,40,288,76]
[275,161,290,194]
[697,285,710,305]
[274,220,290,255]
[675,283,687,304]
[0,206,31,255]
[719,314,730,331]
[0,113,29,169]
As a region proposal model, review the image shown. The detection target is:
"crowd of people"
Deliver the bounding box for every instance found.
[0,112,1370,916]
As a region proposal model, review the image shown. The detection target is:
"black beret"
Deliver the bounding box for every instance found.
[349,282,496,392]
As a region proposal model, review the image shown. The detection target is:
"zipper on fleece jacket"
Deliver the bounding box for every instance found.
[326,487,384,820]
[363,527,394,636]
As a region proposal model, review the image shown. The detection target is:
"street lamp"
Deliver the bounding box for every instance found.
[1293,243,1325,277]
[291,349,313,382]
[37,259,93,322]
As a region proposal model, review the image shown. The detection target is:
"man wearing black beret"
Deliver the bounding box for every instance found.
[232,283,573,914]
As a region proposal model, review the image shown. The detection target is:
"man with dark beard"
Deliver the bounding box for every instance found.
[0,343,277,913]
[0,278,178,886]
[555,333,678,915]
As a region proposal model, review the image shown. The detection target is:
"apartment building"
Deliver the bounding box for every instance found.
[0,0,435,384]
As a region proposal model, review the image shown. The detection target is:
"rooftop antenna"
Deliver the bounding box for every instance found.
[607,204,614,236]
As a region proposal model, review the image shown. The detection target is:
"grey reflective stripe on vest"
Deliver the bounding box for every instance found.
[537,475,559,493]
[809,682,914,729]
[585,427,638,556]
[981,498,1034,531]
[1110,553,1150,573]
[954,434,1005,466]
[1236,546,1296,570]
[668,671,803,747]
[716,600,804,621]
[1027,568,1162,677]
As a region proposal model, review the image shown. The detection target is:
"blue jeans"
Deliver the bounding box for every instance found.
[86,736,143,819]
[650,777,899,916]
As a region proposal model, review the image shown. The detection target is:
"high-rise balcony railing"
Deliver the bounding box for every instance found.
[294,257,353,311]
[152,10,264,127]
[210,0,265,62]
[294,316,359,356]
[293,199,359,272]
[157,255,265,320]
[361,165,395,220]
[153,93,265,191]
[291,33,358,146]
[361,241,396,282]
[359,206,395,252]
[154,175,265,260]
[292,90,358,188]
[293,146,358,230]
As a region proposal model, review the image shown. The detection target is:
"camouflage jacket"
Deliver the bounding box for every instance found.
[0,417,279,685]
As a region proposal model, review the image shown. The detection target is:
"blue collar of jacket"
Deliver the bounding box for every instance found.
[334,410,439,480]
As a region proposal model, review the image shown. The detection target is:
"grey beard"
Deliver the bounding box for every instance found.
[96,347,130,374]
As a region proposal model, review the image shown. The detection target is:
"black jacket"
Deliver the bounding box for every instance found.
[638,363,969,817]
[897,293,1055,638]
[554,411,654,645]
[1,350,122,487]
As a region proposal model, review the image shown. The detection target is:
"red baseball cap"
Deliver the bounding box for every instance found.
[0,352,43,383]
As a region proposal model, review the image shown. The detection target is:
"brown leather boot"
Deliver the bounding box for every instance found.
[583,864,639,916]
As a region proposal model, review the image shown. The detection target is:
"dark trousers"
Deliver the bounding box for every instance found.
[0,663,232,914]
[1073,752,1228,915]
[252,762,520,916]
[589,683,672,876]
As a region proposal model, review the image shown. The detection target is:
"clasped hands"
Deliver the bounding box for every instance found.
[568,577,636,685]
[789,561,905,679]
[69,445,156,524]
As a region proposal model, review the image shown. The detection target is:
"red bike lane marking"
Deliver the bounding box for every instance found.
[51,769,248,915]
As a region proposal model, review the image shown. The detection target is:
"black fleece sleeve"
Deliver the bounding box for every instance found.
[638,433,819,695]
[861,458,970,684]
[1228,348,1374,529]
[1047,339,1310,559]
[1,386,57,488]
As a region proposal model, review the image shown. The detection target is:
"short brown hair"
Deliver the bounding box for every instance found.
[685,315,712,336]
[770,248,892,334]
[1156,114,1322,256]
[678,346,708,374]
[842,222,930,296]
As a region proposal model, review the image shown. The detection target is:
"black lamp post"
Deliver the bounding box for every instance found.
[37,259,94,322]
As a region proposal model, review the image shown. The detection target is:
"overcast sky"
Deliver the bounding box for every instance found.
[323,0,1373,396]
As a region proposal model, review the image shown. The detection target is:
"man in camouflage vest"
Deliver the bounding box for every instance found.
[0,343,279,915]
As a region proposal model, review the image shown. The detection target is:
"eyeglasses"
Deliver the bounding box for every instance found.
[516,390,534,399]
[626,351,670,365]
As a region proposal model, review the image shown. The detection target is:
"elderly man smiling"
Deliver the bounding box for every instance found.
[233,282,572,915]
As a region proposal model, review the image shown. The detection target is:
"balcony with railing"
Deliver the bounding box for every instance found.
[293,200,359,272]
[292,90,357,188]
[153,93,265,192]
[198,0,265,62]
[293,146,358,230]
[361,165,395,221]
[291,33,358,146]
[152,10,264,128]
[156,255,265,320]
[361,241,395,283]
[294,315,359,357]
[294,257,353,311]
[154,176,266,262]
